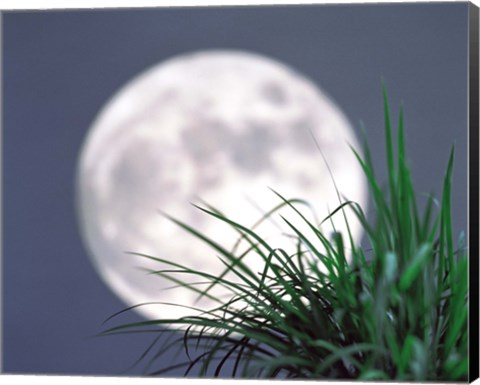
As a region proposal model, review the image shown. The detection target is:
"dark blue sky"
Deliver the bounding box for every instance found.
[3,3,469,376]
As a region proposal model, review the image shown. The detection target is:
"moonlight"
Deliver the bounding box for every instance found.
[76,50,367,320]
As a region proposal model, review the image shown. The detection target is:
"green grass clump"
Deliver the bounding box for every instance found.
[102,90,468,380]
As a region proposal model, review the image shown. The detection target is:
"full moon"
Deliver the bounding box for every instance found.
[76,50,366,321]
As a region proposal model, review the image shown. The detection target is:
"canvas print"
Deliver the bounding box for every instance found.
[2,2,479,381]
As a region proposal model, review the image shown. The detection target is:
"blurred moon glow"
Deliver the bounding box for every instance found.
[76,50,366,320]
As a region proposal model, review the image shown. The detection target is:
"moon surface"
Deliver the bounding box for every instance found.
[76,50,366,321]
